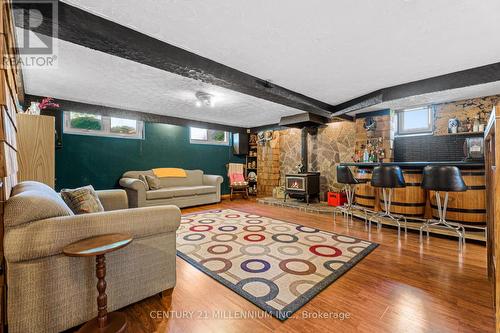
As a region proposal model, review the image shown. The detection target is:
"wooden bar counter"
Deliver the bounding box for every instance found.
[340,161,486,226]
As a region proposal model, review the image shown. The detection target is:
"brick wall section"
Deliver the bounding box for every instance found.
[257,131,281,197]
[433,95,498,135]
[354,113,394,162]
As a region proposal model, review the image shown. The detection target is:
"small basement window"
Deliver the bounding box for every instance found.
[190,127,230,145]
[396,106,433,136]
[63,112,144,139]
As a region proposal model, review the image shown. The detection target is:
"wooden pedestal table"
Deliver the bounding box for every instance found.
[63,233,133,333]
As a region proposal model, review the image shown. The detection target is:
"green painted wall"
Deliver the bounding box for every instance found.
[55,122,245,194]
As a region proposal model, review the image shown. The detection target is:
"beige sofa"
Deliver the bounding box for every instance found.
[4,181,180,333]
[120,169,223,208]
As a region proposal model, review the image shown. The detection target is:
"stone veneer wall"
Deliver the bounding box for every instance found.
[257,131,280,197]
[279,121,356,199]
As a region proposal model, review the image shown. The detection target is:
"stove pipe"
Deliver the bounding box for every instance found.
[279,113,326,174]
[301,128,308,172]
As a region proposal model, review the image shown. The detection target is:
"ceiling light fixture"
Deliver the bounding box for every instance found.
[195,91,215,107]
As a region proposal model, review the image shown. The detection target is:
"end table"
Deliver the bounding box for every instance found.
[63,233,133,333]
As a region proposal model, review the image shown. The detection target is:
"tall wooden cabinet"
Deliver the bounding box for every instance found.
[485,102,500,332]
[16,114,55,188]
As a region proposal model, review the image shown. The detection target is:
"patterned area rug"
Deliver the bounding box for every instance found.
[176,209,378,320]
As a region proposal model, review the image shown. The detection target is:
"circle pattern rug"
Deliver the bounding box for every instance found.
[177,208,378,320]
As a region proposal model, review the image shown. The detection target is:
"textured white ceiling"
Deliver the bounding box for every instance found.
[351,82,500,114]
[21,1,500,126]
[20,36,304,128]
[63,0,500,106]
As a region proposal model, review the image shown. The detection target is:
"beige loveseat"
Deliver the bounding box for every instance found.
[119,169,223,208]
[3,181,180,333]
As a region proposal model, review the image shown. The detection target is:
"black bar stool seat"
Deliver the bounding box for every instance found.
[368,165,407,237]
[420,165,467,251]
[334,166,368,225]
[421,166,468,192]
[371,165,406,188]
[337,166,369,184]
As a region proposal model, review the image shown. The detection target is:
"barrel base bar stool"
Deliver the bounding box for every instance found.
[336,182,369,226]
[367,165,408,237]
[333,166,368,226]
[420,165,467,251]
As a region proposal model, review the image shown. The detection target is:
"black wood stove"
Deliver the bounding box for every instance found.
[284,172,320,204]
[279,113,326,205]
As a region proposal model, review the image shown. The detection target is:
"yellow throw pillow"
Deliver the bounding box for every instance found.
[60,185,104,215]
[152,168,187,178]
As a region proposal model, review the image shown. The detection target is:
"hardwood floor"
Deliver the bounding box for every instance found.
[120,199,494,332]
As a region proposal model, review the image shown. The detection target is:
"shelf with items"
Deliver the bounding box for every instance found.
[353,137,390,163]
[436,105,490,136]
[246,153,257,170]
[435,131,484,137]
[246,133,258,195]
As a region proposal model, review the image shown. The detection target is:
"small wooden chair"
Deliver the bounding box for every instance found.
[227,163,249,200]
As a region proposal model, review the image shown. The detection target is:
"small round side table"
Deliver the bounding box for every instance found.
[63,233,133,333]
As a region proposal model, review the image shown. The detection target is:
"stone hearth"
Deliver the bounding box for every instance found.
[257,197,336,214]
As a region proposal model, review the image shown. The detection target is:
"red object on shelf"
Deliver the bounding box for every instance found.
[327,191,347,207]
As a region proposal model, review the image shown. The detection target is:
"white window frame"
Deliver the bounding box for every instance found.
[189,127,230,146]
[396,105,434,136]
[63,112,144,140]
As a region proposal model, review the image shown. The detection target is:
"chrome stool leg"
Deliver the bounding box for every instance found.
[367,210,382,232]
[334,184,352,224]
[383,188,400,236]
[368,188,407,237]
[420,191,465,251]
[345,185,352,224]
[419,220,426,242]
[334,182,371,229]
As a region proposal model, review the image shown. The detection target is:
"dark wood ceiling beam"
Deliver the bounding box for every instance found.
[332,62,500,116]
[25,95,247,133]
[13,1,349,121]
